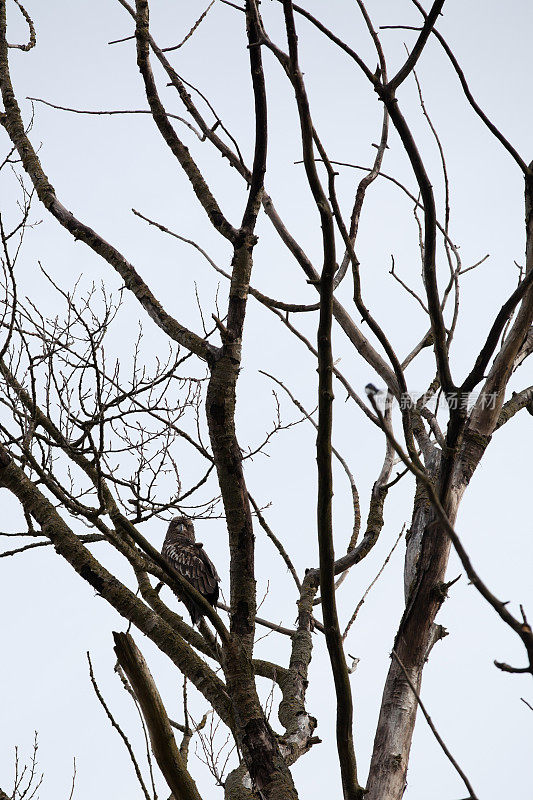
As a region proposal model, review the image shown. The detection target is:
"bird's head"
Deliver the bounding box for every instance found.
[167,516,195,542]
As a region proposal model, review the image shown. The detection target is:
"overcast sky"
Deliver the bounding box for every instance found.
[1,2,532,799]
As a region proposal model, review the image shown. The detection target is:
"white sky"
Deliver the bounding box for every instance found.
[1,1,532,799]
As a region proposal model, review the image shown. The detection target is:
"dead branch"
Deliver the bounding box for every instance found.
[113,632,203,800]
[343,526,404,641]
[161,1,215,52]
[87,651,152,800]
[6,0,35,51]
[248,492,301,591]
[27,96,204,139]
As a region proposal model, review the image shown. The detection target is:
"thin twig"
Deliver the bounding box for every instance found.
[217,601,295,636]
[87,652,152,800]
[27,97,204,140]
[108,33,135,45]
[259,370,361,549]
[390,254,429,314]
[132,208,318,312]
[162,1,215,52]
[392,649,479,800]
[343,526,404,640]
[248,492,301,590]
[0,534,105,558]
[67,758,76,800]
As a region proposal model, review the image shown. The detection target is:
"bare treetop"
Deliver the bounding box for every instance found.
[0,2,532,799]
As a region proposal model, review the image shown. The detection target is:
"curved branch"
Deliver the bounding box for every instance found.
[134,0,238,244]
[469,170,533,433]
[343,527,404,641]
[366,395,533,672]
[87,652,152,800]
[132,207,319,312]
[259,371,361,550]
[409,0,529,174]
[7,0,35,51]
[376,88,455,398]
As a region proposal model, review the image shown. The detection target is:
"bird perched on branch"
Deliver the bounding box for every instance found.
[161,516,220,626]
[365,382,382,397]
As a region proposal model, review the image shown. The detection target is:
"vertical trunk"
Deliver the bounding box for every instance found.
[206,241,298,799]
[206,349,256,645]
[365,501,453,799]
[206,352,298,800]
[366,431,490,799]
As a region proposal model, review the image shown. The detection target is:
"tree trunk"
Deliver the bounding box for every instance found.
[366,430,490,799]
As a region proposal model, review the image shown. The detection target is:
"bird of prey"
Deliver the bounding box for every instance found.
[161,516,220,626]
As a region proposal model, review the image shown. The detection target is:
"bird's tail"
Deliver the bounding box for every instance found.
[184,597,202,627]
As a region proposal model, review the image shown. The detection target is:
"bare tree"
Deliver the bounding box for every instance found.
[1,2,532,799]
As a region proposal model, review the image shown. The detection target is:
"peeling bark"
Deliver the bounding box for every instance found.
[366,429,491,799]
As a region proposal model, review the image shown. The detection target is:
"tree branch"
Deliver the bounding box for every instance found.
[385,0,445,93]
[278,3,362,796]
[0,445,234,726]
[134,0,238,245]
[408,0,529,174]
[0,6,216,364]
[113,631,204,800]
[87,651,152,800]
